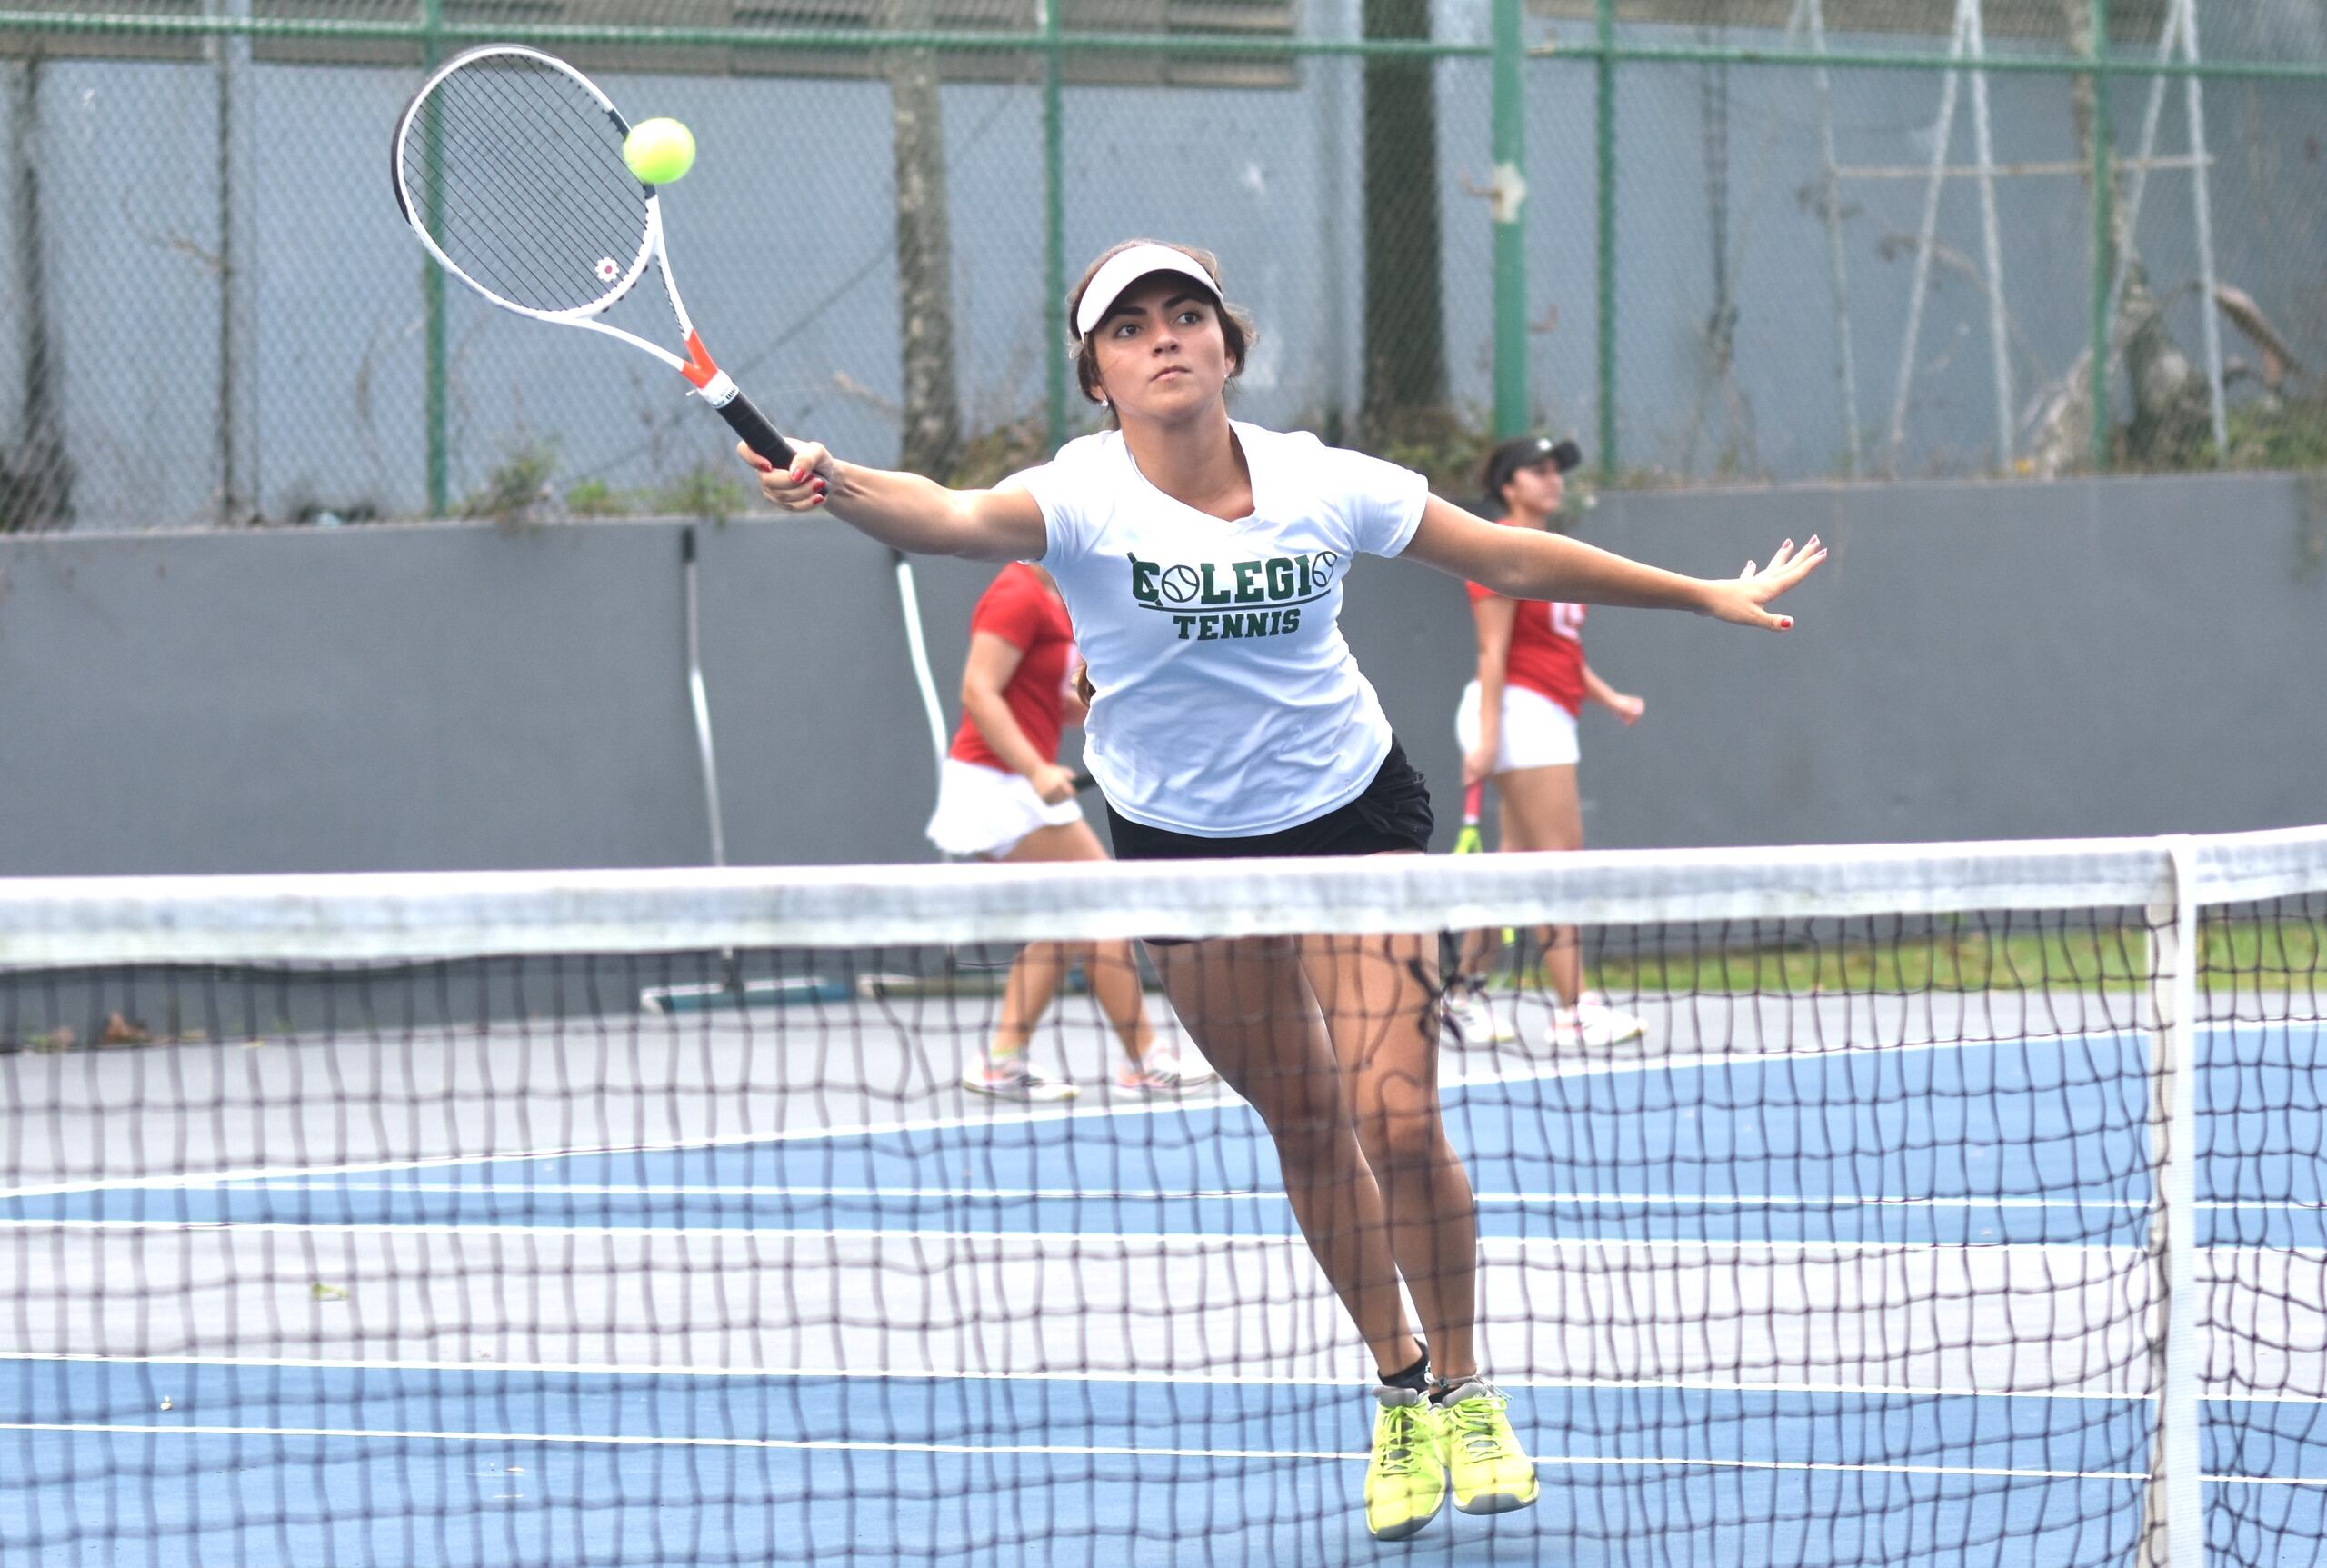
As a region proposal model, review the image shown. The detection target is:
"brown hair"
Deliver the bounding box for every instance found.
[1066,239,1258,429]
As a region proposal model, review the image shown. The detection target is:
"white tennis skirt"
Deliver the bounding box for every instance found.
[925,757,1086,859]
[1455,681,1581,773]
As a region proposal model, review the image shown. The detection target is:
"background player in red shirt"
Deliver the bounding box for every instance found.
[1448,438,1647,1049]
[928,562,1214,1099]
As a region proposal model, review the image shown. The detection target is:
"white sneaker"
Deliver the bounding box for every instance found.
[961,1054,1081,1101]
[1114,1044,1218,1094]
[1443,988,1517,1044]
[1550,994,1646,1048]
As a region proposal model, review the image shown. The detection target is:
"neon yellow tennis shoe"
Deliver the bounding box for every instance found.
[1435,1378,1540,1515]
[1362,1386,1446,1541]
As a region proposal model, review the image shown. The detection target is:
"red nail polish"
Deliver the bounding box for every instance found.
[1780,617,1793,629]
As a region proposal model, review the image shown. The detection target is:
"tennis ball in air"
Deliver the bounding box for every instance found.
[623,118,696,185]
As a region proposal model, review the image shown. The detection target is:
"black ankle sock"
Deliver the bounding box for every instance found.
[1429,1374,1478,1404]
[1381,1352,1432,1394]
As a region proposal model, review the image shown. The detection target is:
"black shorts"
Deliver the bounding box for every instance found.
[1104,736,1435,862]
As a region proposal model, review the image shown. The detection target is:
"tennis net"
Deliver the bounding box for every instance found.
[3,829,2322,1566]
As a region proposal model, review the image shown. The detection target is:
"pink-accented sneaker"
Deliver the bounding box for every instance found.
[1113,1044,1217,1094]
[960,1054,1081,1101]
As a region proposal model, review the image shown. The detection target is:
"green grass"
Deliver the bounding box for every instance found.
[1486,916,2327,998]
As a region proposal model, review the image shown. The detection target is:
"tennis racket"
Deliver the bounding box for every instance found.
[1453,780,1485,856]
[1453,781,1515,949]
[391,44,794,466]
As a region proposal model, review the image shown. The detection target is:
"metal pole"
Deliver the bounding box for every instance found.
[2089,0,2115,470]
[1963,1,2014,470]
[893,549,952,796]
[2180,0,2228,455]
[1593,0,1616,477]
[421,0,448,514]
[2102,4,2182,374]
[1040,0,1068,454]
[682,525,727,869]
[1885,0,1970,475]
[1490,0,1527,440]
[1803,0,1861,478]
[211,0,255,524]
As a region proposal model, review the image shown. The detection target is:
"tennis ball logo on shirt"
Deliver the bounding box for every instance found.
[1127,551,1338,642]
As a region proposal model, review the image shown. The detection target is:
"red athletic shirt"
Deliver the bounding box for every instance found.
[1466,517,1585,717]
[949,563,1077,772]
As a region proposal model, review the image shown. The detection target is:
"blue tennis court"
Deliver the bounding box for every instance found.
[5,1016,2325,1565]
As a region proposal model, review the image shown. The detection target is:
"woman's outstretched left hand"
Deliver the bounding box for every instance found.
[1699,535,1825,630]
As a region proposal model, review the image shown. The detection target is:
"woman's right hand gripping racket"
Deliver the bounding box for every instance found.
[1453,782,1486,856]
[391,44,794,466]
[1453,782,1514,949]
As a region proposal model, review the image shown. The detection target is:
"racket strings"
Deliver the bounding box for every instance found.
[404,59,650,315]
[437,75,639,281]
[427,83,639,308]
[431,101,632,310]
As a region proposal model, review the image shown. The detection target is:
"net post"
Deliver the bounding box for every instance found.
[2140,834,2204,1568]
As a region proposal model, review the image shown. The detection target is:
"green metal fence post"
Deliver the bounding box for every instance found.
[2088,0,2113,472]
[1041,0,1067,455]
[1490,0,1526,441]
[1594,0,1616,478]
[421,0,447,515]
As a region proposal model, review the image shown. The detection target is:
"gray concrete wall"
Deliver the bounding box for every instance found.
[1554,474,2327,847]
[2,473,2321,875]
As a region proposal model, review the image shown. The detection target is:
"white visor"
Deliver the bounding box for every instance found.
[1074,244,1223,339]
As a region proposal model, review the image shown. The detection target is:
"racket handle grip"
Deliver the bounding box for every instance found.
[712,386,795,467]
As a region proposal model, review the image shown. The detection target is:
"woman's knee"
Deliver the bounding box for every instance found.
[1354,1095,1449,1174]
[1243,1071,1350,1166]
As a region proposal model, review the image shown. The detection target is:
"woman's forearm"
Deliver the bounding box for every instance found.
[1472,662,1506,756]
[1488,531,1715,612]
[962,686,1050,779]
[818,463,987,555]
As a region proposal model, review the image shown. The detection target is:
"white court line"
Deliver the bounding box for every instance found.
[199,1181,2324,1216]
[0,1350,2153,1399]
[6,1349,2322,1407]
[5,1419,2320,1486]
[0,1030,2152,1203]
[0,1420,1350,1462]
[0,1216,2175,1259]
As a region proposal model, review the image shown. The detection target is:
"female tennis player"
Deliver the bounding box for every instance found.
[1444,435,1647,1051]
[737,239,1823,1542]
[934,560,1213,1100]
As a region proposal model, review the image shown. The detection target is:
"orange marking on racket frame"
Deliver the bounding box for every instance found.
[678,329,721,390]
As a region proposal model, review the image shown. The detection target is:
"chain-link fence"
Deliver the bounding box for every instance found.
[1,0,2321,531]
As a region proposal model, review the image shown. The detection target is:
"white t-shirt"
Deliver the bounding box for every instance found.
[1010,421,1429,836]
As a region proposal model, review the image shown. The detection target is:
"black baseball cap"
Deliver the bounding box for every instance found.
[1483,435,1583,496]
